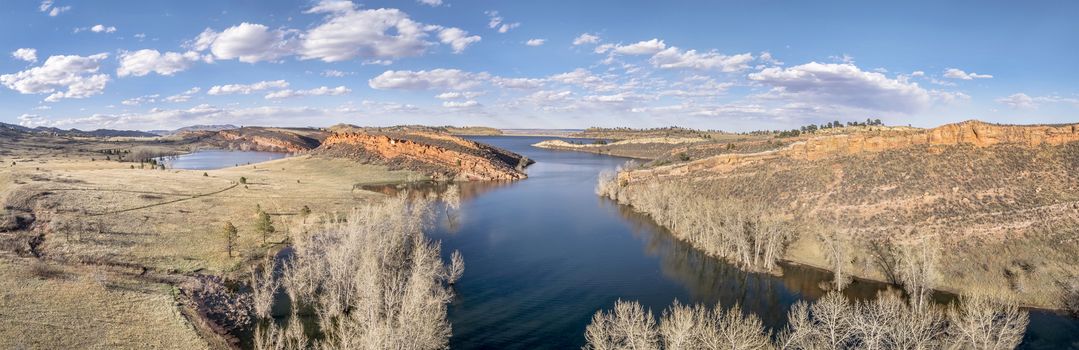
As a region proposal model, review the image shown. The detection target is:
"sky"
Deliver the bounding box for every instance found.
[1,0,1077,131]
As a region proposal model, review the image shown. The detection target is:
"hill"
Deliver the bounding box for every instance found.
[600,120,1079,309]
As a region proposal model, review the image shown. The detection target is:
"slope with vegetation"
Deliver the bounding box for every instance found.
[599,120,1079,310]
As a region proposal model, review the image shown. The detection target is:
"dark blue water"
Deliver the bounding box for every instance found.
[428,136,1079,349]
[160,150,288,170]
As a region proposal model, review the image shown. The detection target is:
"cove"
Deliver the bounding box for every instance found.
[159,150,288,170]
[427,136,1079,349]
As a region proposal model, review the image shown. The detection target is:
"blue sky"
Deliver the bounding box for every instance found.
[1,0,1077,131]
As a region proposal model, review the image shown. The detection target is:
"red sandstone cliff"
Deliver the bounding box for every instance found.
[622,120,1079,182]
[315,131,532,181]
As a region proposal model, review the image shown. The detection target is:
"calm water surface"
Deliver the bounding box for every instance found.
[427,136,1079,349]
[160,150,287,170]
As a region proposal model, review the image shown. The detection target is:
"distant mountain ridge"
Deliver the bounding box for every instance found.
[149,124,239,136]
[0,122,158,138]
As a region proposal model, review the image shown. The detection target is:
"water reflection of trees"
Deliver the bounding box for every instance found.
[603,197,898,328]
[356,179,514,202]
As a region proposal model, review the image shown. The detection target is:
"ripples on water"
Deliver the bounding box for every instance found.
[264,136,1078,349]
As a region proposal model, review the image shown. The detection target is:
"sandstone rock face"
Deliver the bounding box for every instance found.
[622,120,1079,183]
[215,129,323,153]
[317,132,531,181]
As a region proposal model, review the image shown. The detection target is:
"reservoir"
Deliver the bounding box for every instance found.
[160,150,288,170]
[428,136,1079,349]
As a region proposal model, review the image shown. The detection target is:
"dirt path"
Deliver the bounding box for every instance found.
[87,181,239,216]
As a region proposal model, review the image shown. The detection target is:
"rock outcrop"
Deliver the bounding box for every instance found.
[316,131,532,181]
[623,120,1079,182]
[213,128,326,153]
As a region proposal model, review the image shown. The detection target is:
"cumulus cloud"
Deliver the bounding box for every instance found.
[417,0,442,6]
[438,27,481,54]
[12,48,37,62]
[748,62,931,113]
[573,33,600,46]
[650,47,753,72]
[0,53,110,102]
[165,87,201,103]
[485,11,520,33]
[995,93,1079,109]
[302,6,431,61]
[443,100,480,108]
[597,39,667,55]
[369,69,487,91]
[943,68,992,80]
[996,93,1035,109]
[40,0,70,16]
[21,104,346,130]
[190,23,295,63]
[264,86,351,99]
[122,94,159,106]
[117,49,205,77]
[207,80,289,95]
[91,24,117,33]
[525,39,546,46]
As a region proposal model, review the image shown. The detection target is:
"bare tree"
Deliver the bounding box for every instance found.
[947,294,1028,350]
[447,250,465,285]
[254,194,458,350]
[899,235,939,314]
[820,232,851,291]
[584,299,659,350]
[251,259,277,320]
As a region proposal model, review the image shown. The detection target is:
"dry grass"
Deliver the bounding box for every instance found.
[607,143,1079,308]
[0,257,208,349]
[10,155,419,275]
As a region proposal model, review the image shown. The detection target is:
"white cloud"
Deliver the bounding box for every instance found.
[321,70,351,77]
[301,6,432,61]
[12,48,37,62]
[21,104,347,130]
[91,24,117,33]
[122,94,159,106]
[943,68,993,80]
[599,39,667,55]
[369,69,487,91]
[996,93,1035,109]
[265,86,350,99]
[438,27,481,54]
[525,39,546,46]
[573,33,600,46]
[650,47,753,72]
[435,91,484,100]
[117,49,204,77]
[443,100,480,108]
[207,80,289,95]
[491,76,545,89]
[995,93,1079,109]
[417,0,442,6]
[0,53,110,102]
[911,71,925,77]
[485,11,520,33]
[40,1,70,16]
[165,87,201,103]
[748,62,931,113]
[758,51,783,66]
[191,23,295,63]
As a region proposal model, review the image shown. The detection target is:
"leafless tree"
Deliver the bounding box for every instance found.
[252,194,459,350]
[946,293,1028,350]
[584,299,660,350]
[899,235,939,314]
[447,250,465,285]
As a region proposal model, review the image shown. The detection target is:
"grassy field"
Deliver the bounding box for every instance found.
[0,256,208,349]
[0,136,423,348]
[9,155,419,274]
